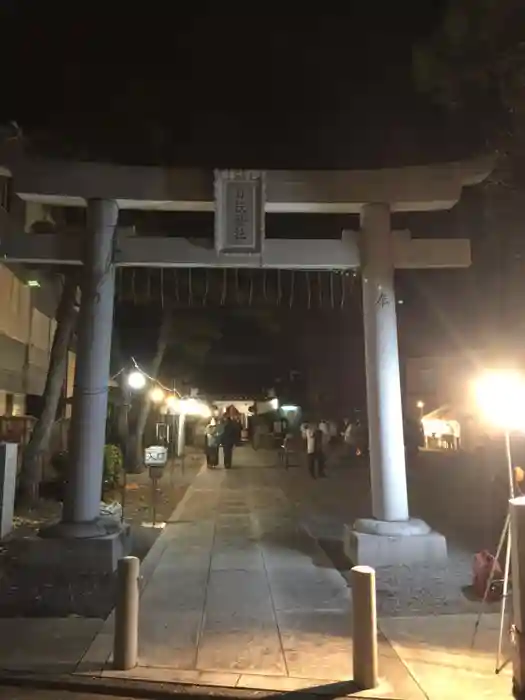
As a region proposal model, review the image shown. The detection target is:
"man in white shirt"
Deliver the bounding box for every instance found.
[305,422,327,479]
[318,420,331,450]
[344,421,355,446]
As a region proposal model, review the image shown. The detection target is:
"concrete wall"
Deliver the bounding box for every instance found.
[0,264,53,395]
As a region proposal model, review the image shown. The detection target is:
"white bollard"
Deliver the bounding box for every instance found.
[352,565,379,689]
[113,556,140,670]
[0,443,18,538]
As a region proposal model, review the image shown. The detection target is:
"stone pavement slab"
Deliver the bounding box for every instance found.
[379,612,512,700]
[0,618,104,674]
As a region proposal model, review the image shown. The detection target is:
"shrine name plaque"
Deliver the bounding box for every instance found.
[214,170,265,254]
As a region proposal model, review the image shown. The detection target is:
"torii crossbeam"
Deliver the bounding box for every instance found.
[1,227,470,269]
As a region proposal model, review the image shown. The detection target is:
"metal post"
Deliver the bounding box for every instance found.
[151,476,157,525]
[352,565,379,689]
[113,555,139,670]
[120,469,127,523]
[177,413,186,474]
[497,525,512,672]
[496,430,515,672]
[505,429,515,499]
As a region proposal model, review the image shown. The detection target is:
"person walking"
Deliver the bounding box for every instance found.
[221,412,240,469]
[252,416,263,450]
[305,421,327,479]
[204,417,222,469]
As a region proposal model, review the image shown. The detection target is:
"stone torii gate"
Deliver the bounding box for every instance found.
[0,153,492,569]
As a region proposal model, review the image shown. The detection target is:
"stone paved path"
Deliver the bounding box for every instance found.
[79,445,514,697]
[90,446,421,695]
[135,447,352,680]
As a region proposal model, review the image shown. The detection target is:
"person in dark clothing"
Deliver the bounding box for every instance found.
[221,417,239,469]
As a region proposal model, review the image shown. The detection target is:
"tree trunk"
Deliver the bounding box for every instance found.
[20,272,79,503]
[108,328,131,461]
[116,379,132,467]
[129,304,173,472]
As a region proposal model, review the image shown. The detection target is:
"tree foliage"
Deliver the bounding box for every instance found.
[162,310,223,383]
[414,0,525,108]
[413,0,525,172]
[413,1,525,353]
[158,307,281,384]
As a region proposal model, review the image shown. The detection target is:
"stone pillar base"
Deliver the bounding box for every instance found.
[18,518,132,573]
[344,517,447,567]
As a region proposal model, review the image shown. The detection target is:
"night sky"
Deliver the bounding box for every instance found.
[0,2,467,166]
[0,3,494,411]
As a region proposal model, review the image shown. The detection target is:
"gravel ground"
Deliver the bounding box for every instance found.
[0,451,204,619]
[286,446,506,618]
[313,526,493,617]
[352,550,500,618]
[309,512,494,618]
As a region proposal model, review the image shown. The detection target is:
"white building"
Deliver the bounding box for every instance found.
[0,179,75,420]
[404,352,504,451]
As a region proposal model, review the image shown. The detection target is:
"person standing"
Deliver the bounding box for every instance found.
[305,421,327,479]
[344,420,356,456]
[319,419,331,453]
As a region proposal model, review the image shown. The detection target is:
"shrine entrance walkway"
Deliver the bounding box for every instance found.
[83,447,417,693]
[83,446,508,697]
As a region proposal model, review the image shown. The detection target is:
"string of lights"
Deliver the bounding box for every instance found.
[111,367,125,381]
[107,359,211,417]
[130,357,182,397]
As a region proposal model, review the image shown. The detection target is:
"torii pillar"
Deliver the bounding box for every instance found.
[362,203,408,521]
[344,203,448,566]
[62,199,119,527]
[40,199,130,570]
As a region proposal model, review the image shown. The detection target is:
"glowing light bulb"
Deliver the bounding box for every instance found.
[150,387,164,403]
[475,370,525,432]
[165,395,180,412]
[128,371,146,390]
